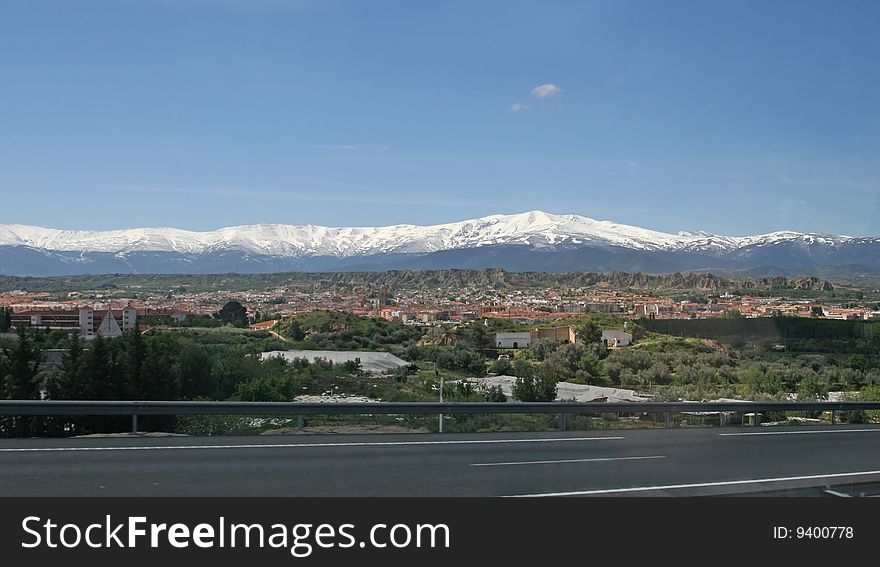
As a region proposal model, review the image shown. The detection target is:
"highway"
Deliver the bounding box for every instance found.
[3,425,880,496]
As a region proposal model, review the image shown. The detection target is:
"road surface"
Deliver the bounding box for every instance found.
[3,426,880,496]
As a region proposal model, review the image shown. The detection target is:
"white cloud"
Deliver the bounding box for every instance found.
[315,144,358,150]
[531,83,561,98]
[510,103,529,112]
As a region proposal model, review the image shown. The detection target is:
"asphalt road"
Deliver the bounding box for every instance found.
[3,425,880,496]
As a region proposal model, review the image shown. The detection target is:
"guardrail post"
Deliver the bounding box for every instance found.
[664,412,670,428]
[560,412,567,431]
[438,376,444,434]
[831,410,836,425]
[131,414,138,434]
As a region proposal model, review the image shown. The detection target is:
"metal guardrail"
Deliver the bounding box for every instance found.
[3,400,880,416]
[2,400,880,433]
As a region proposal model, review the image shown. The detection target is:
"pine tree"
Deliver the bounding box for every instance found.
[215,301,248,327]
[0,307,12,333]
[122,327,146,399]
[48,336,87,399]
[84,334,113,400]
[1,327,44,436]
[177,342,214,399]
[3,326,43,400]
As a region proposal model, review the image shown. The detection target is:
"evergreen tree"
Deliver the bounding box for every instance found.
[48,336,87,399]
[177,342,214,399]
[84,335,114,400]
[1,327,44,436]
[2,326,43,399]
[215,301,248,327]
[0,307,12,333]
[142,338,179,400]
[122,327,146,399]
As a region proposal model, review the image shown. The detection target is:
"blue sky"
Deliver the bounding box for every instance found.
[1,0,878,236]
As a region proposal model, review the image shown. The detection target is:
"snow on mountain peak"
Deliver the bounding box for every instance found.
[0,212,867,258]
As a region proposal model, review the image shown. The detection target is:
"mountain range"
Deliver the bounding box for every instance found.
[1,211,878,277]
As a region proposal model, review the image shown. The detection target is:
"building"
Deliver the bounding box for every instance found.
[823,308,866,321]
[531,326,578,345]
[138,308,189,323]
[601,329,632,348]
[583,302,619,313]
[495,332,532,349]
[10,306,137,338]
[11,310,82,332]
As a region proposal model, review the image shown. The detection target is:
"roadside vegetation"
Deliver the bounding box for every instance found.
[2,307,879,437]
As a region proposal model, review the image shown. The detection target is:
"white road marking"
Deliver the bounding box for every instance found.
[721,428,880,437]
[0,436,624,453]
[508,469,880,497]
[471,455,665,467]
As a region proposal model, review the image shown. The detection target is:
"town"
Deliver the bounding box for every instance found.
[2,271,878,338]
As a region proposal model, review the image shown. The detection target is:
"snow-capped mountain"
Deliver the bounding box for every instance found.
[0,211,866,255]
[0,211,877,276]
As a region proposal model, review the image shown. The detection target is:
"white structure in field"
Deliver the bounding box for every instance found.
[494,332,532,349]
[470,375,651,403]
[260,350,410,373]
[601,329,632,348]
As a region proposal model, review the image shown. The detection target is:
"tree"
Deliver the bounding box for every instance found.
[797,374,829,401]
[458,324,489,348]
[511,361,557,402]
[575,321,602,344]
[529,338,560,361]
[491,357,512,375]
[45,337,89,435]
[341,357,362,373]
[141,338,179,400]
[48,336,87,399]
[577,354,604,381]
[2,326,44,399]
[177,343,214,399]
[121,327,146,398]
[215,301,248,327]
[1,327,44,436]
[211,349,261,399]
[83,334,115,400]
[485,385,507,402]
[0,307,12,333]
[739,366,783,397]
[845,354,872,374]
